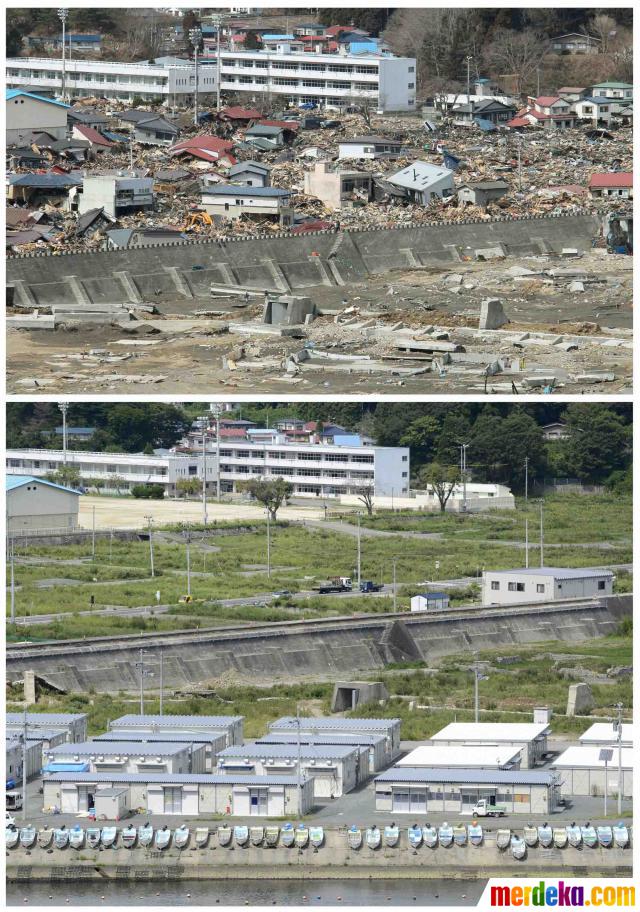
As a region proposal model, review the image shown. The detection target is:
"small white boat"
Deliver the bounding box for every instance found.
[281,823,295,848]
[250,826,264,846]
[469,823,483,847]
[54,827,69,849]
[101,827,117,848]
[523,825,538,847]
[86,828,102,849]
[453,824,467,847]
[155,827,171,850]
[310,826,324,848]
[121,825,137,849]
[567,824,582,847]
[217,825,232,847]
[19,825,37,849]
[496,829,511,850]
[38,828,54,849]
[384,824,399,847]
[195,827,209,848]
[408,825,422,848]
[295,824,309,848]
[597,826,613,848]
[422,825,438,848]
[581,824,597,848]
[69,826,85,850]
[438,823,453,848]
[511,835,526,860]
[174,825,190,849]
[366,826,381,849]
[138,823,154,847]
[347,826,362,850]
[265,825,280,847]
[6,827,19,849]
[538,823,553,848]
[553,827,568,848]
[612,823,629,848]
[234,825,249,847]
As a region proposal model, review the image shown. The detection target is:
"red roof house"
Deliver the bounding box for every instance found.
[169,135,237,165]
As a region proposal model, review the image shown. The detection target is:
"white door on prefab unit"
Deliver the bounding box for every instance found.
[249,788,268,816]
[77,785,95,812]
[163,786,183,814]
[308,771,338,799]
[60,784,80,813]
[393,788,426,813]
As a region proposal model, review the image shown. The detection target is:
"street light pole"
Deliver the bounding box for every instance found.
[202,432,208,526]
[22,710,28,821]
[215,15,222,111]
[59,402,69,465]
[266,509,271,578]
[474,660,479,723]
[186,533,192,597]
[145,516,155,578]
[92,505,96,561]
[392,558,397,613]
[615,703,623,815]
[539,502,544,568]
[465,55,472,104]
[296,703,302,816]
[356,513,361,588]
[10,536,16,624]
[459,443,468,512]
[138,648,145,714]
[189,27,202,126]
[58,8,68,103]
[524,457,529,502]
[159,648,164,715]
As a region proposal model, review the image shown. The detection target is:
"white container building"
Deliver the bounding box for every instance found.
[482,567,614,606]
[109,714,244,747]
[578,722,633,748]
[6,712,88,743]
[428,722,551,769]
[552,745,633,798]
[268,716,402,761]
[43,740,194,776]
[255,731,387,777]
[396,744,523,771]
[93,731,221,773]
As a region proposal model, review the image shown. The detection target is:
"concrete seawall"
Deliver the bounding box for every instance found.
[6,595,631,693]
[7,214,601,309]
[7,829,632,881]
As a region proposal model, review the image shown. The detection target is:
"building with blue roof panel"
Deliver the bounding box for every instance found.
[6,475,80,535]
[7,88,70,145]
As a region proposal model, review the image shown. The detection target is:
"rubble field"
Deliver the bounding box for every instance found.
[6,248,631,395]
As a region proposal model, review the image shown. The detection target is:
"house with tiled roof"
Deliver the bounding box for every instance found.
[71,124,116,153]
[588,172,633,199]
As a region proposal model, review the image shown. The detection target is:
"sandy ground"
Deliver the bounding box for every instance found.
[78,495,324,530]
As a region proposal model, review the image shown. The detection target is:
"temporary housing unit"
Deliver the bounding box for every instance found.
[217,742,359,797]
[93,731,218,773]
[43,740,193,776]
[482,567,614,606]
[256,731,387,777]
[42,772,314,816]
[374,767,561,815]
[552,746,633,798]
[6,712,88,744]
[396,744,523,771]
[269,716,402,761]
[109,714,244,747]
[578,722,633,748]
[428,722,551,768]
[6,739,43,781]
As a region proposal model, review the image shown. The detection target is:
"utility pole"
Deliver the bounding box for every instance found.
[459,444,468,512]
[159,648,164,715]
[91,505,96,561]
[129,131,134,174]
[525,518,529,569]
[539,502,544,568]
[185,533,192,597]
[189,27,202,126]
[392,558,397,613]
[615,703,623,815]
[214,14,222,111]
[9,535,16,624]
[473,656,480,723]
[524,457,529,502]
[465,55,473,104]
[517,136,523,191]
[145,516,155,578]
[59,402,69,465]
[58,8,68,102]
[139,648,145,714]
[356,513,361,588]
[202,432,208,526]
[296,703,302,816]
[22,710,28,821]
[266,509,271,578]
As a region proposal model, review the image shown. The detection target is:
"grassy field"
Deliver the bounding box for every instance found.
[6,495,632,640]
[7,630,631,739]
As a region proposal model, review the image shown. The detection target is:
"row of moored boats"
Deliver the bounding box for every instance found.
[347,822,630,857]
[6,822,324,851]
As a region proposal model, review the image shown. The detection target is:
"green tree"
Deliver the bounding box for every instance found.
[498,408,547,493]
[417,463,459,512]
[45,465,81,489]
[131,484,165,499]
[176,478,201,497]
[237,477,293,520]
[399,415,441,466]
[243,29,262,50]
[562,405,631,483]
[435,409,472,467]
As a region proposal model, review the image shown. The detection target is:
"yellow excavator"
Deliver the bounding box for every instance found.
[182,207,213,231]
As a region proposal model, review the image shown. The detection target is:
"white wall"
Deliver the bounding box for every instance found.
[7,94,67,144]
[483,571,613,606]
[377,57,416,111]
[7,482,79,533]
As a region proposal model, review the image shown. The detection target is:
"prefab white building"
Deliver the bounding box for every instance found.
[428,722,551,769]
[6,89,69,144]
[269,717,402,761]
[396,744,522,771]
[42,771,314,816]
[43,740,194,776]
[256,731,387,777]
[93,731,218,773]
[6,712,88,744]
[217,742,360,797]
[374,767,561,815]
[6,739,43,781]
[552,745,633,798]
[6,475,80,534]
[578,722,633,748]
[108,714,244,747]
[482,567,614,606]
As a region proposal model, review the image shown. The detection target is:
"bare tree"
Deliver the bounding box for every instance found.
[590,14,617,55]
[354,484,375,516]
[484,28,546,96]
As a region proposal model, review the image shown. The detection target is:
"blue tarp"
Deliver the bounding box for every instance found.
[443,153,461,171]
[42,762,90,773]
[474,117,497,132]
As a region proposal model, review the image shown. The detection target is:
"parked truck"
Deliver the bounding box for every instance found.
[472,799,507,817]
[313,576,352,594]
[359,580,383,593]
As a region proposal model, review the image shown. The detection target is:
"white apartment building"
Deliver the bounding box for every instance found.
[6,57,216,103]
[7,47,416,112]
[7,441,409,499]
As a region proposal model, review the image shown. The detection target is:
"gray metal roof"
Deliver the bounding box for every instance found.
[50,740,189,756]
[487,567,614,579]
[43,771,301,786]
[257,732,385,747]
[111,714,242,728]
[375,767,555,785]
[7,712,86,724]
[95,732,215,745]
[203,185,290,198]
[219,743,357,760]
[341,136,402,145]
[270,717,400,733]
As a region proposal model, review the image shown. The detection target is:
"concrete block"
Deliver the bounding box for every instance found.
[24,670,36,704]
[568,281,585,293]
[566,682,593,716]
[331,681,389,712]
[264,294,316,326]
[479,298,509,330]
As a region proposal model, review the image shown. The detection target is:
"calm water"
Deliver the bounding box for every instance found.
[7,879,485,907]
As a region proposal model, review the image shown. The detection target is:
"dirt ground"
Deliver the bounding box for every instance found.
[78,495,324,530]
[7,250,632,395]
